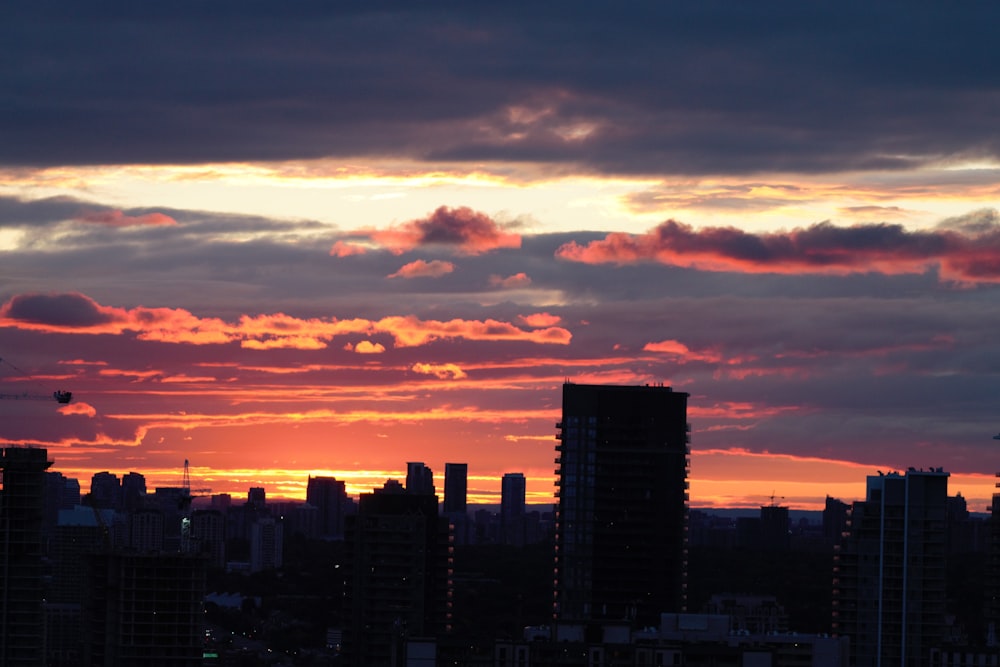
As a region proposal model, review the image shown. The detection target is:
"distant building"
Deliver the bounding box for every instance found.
[823,496,849,545]
[190,509,225,568]
[760,504,790,550]
[501,472,526,546]
[443,463,468,514]
[344,482,452,666]
[554,383,690,639]
[307,475,349,539]
[250,516,283,572]
[120,471,146,511]
[0,446,52,667]
[89,471,120,510]
[833,469,949,667]
[406,461,435,495]
[247,486,266,510]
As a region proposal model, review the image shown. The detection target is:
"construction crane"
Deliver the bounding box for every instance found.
[0,356,72,404]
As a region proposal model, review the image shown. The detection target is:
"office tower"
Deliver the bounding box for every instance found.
[406,461,435,495]
[190,509,225,568]
[344,482,452,666]
[554,383,690,637]
[823,496,850,546]
[250,516,283,572]
[210,493,231,512]
[832,469,949,667]
[247,486,266,510]
[443,463,468,514]
[307,475,349,538]
[84,551,207,665]
[501,472,526,546]
[759,503,790,550]
[120,471,146,511]
[127,509,165,552]
[90,471,121,510]
[0,446,52,667]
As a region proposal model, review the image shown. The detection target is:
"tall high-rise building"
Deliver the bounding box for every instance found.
[120,471,146,511]
[832,469,949,667]
[344,482,452,666]
[443,463,468,514]
[307,475,349,539]
[406,461,435,495]
[501,472,526,546]
[84,551,207,665]
[89,471,120,510]
[554,383,690,638]
[0,446,52,667]
[250,516,283,572]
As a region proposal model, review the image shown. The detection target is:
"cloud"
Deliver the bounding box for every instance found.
[519,312,561,328]
[555,214,1000,283]
[59,402,96,417]
[353,341,386,354]
[1,292,118,328]
[330,241,369,257]
[368,207,521,255]
[0,293,572,349]
[411,362,467,380]
[643,339,723,364]
[490,272,532,288]
[387,259,456,279]
[76,209,177,227]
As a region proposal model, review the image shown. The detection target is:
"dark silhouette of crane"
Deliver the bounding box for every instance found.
[0,356,72,403]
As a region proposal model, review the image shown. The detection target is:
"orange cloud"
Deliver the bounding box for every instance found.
[366,206,521,255]
[555,215,1000,282]
[519,312,561,327]
[77,209,177,227]
[329,241,369,257]
[387,259,455,279]
[411,362,467,380]
[59,402,96,417]
[353,341,386,354]
[644,339,723,363]
[375,315,571,347]
[0,293,571,349]
[490,272,532,288]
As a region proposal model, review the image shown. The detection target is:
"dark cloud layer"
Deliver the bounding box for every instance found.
[3,2,999,174]
[556,214,1000,283]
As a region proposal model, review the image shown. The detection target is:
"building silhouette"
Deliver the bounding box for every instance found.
[833,469,949,666]
[343,481,452,666]
[306,475,349,539]
[406,461,435,495]
[0,446,52,667]
[443,462,468,514]
[554,383,691,640]
[501,472,526,546]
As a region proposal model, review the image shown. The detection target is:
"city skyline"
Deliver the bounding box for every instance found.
[4,3,1000,511]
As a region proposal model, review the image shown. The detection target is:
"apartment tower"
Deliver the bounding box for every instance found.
[0,446,52,667]
[832,469,949,667]
[554,383,691,639]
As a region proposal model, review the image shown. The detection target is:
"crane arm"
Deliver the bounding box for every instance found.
[0,390,72,403]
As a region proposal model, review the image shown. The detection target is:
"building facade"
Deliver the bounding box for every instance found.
[0,446,52,667]
[344,483,452,666]
[833,469,949,667]
[554,383,691,639]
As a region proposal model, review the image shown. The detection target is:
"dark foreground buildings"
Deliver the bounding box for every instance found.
[554,382,691,641]
[0,446,52,667]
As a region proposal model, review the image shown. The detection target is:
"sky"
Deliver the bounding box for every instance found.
[3,2,1000,510]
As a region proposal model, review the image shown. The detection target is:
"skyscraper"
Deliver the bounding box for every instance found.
[307,475,349,539]
[0,447,52,667]
[554,383,690,638]
[832,469,949,667]
[344,482,452,666]
[406,461,435,495]
[443,463,468,514]
[501,472,526,546]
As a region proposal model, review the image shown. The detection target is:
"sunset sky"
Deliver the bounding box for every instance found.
[3,2,1000,510]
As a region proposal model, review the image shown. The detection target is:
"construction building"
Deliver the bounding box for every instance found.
[554,383,691,641]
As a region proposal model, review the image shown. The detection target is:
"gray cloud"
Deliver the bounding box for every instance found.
[3,2,999,175]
